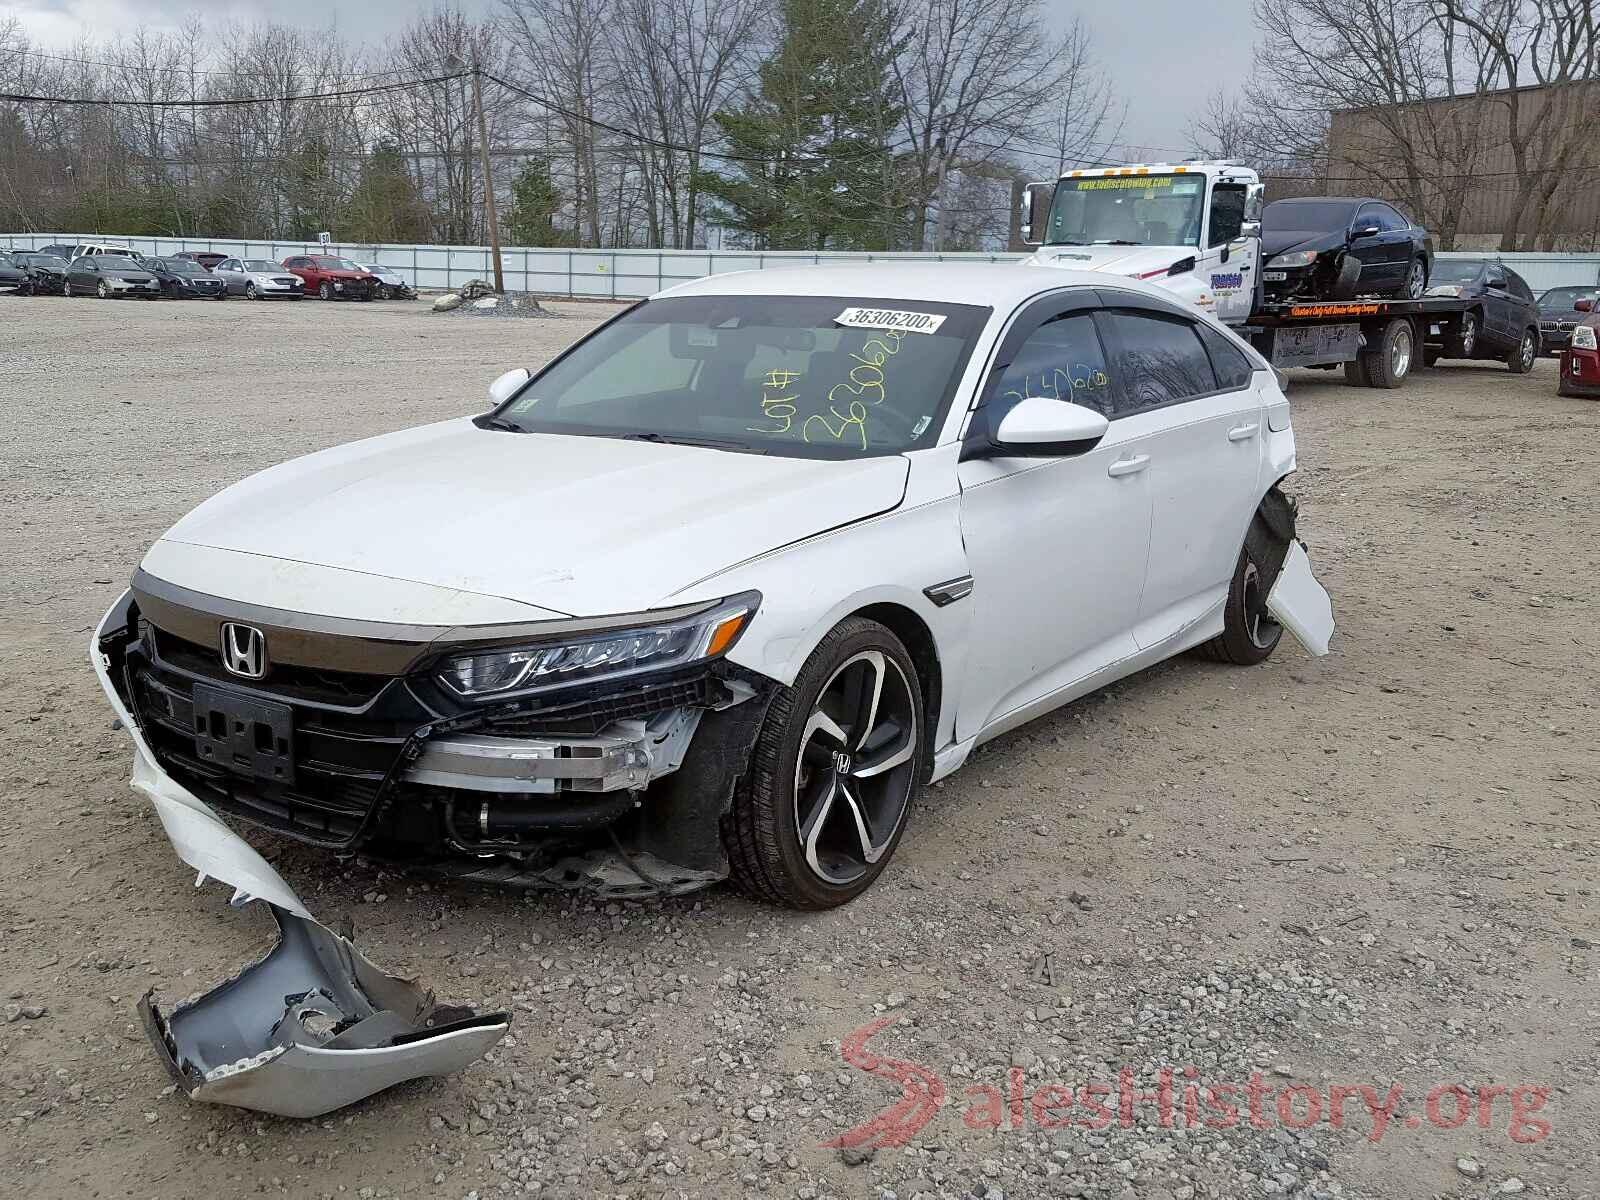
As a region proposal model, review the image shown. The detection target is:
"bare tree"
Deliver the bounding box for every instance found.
[888,0,1114,250]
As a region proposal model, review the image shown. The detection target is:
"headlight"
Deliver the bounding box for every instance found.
[1266,250,1319,268]
[1427,285,1463,298]
[333,281,344,290]
[1573,325,1597,350]
[436,593,760,699]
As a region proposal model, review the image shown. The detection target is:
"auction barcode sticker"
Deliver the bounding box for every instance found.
[835,307,947,335]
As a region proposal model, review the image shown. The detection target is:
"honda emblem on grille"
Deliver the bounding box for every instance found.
[220,622,267,679]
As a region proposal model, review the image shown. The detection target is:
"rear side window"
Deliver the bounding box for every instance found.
[1197,324,1255,390]
[1094,311,1218,415]
[992,314,1115,418]
[1506,270,1534,302]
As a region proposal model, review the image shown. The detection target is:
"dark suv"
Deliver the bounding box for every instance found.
[1423,259,1542,373]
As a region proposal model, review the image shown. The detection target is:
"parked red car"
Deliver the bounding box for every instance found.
[1558,299,1600,398]
[282,254,378,301]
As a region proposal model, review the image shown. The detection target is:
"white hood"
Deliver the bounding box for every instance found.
[1024,243,1197,278]
[151,419,910,619]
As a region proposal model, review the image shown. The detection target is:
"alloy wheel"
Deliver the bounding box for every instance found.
[246,282,258,300]
[97,281,109,299]
[320,281,333,300]
[1390,323,1413,379]
[61,279,71,297]
[1520,333,1536,371]
[1459,314,1476,355]
[1241,561,1282,650]
[792,651,919,886]
[1405,259,1426,299]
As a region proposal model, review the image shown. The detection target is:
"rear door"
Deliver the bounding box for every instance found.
[1505,270,1539,348]
[1093,295,1265,649]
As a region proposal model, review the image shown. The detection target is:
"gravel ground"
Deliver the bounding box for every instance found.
[1,293,1597,1200]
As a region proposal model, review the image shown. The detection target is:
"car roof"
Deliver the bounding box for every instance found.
[654,262,1161,309]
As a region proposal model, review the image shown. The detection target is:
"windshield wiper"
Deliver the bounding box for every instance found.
[478,415,524,433]
[1091,239,1144,246]
[607,432,768,455]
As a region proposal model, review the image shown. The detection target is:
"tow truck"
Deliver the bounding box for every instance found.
[1016,160,1475,389]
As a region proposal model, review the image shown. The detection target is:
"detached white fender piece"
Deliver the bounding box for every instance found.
[92,600,510,1118]
[1267,541,1335,657]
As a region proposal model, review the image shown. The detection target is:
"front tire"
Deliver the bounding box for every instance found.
[723,618,925,909]
[319,281,334,300]
[1506,328,1538,374]
[96,281,109,299]
[1446,311,1478,358]
[62,279,72,297]
[245,282,258,300]
[1199,546,1283,666]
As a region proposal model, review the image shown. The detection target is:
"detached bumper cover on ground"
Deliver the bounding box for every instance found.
[92,605,510,1119]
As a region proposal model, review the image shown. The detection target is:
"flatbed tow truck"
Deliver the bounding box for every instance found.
[1017,161,1476,389]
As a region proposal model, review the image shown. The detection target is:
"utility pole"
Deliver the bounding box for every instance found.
[470,58,505,293]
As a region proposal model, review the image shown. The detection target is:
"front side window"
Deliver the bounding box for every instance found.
[1045,174,1208,249]
[1208,185,1247,247]
[1094,311,1218,415]
[495,295,990,459]
[991,315,1114,419]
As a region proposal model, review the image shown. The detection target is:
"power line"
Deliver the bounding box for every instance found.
[0,71,469,108]
[8,46,440,84]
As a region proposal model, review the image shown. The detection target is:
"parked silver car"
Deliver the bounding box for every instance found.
[212,258,307,300]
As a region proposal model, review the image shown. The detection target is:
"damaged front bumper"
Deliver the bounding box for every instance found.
[92,611,510,1117]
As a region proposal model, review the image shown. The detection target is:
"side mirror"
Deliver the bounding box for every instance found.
[1349,224,1380,241]
[1575,298,1593,312]
[1019,181,1054,246]
[990,397,1109,456]
[488,367,531,407]
[1239,220,1262,240]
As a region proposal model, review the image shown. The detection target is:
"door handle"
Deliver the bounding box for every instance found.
[1228,422,1260,441]
[1107,454,1150,478]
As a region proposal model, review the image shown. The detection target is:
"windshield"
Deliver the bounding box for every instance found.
[162,259,205,275]
[27,254,69,268]
[1432,259,1486,284]
[92,255,142,269]
[312,256,362,271]
[243,260,284,271]
[1045,174,1207,247]
[494,295,989,459]
[1264,199,1358,232]
[1539,285,1595,312]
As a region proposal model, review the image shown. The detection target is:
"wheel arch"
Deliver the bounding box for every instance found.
[848,601,943,757]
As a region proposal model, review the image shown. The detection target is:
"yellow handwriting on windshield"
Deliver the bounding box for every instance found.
[828,330,903,408]
[748,368,802,434]
[802,400,869,450]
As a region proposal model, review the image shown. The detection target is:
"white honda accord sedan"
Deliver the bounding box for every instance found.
[92,263,1330,910]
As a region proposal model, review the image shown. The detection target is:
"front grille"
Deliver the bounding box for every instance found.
[272,277,299,286]
[147,624,388,708]
[129,645,415,846]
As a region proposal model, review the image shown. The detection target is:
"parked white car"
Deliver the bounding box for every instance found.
[211,258,307,299]
[359,262,415,299]
[92,263,1330,911]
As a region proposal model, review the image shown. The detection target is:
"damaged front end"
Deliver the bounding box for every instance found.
[96,579,776,898]
[93,618,510,1117]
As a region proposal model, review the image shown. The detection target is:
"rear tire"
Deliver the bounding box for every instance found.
[1506,328,1538,374]
[1360,319,1414,389]
[1399,255,1428,299]
[1198,546,1284,666]
[722,618,925,910]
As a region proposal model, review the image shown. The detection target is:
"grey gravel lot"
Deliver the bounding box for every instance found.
[1,293,1597,1200]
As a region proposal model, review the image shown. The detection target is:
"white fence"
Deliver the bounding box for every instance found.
[6,232,1600,298]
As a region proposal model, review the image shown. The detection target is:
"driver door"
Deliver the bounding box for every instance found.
[955,292,1154,741]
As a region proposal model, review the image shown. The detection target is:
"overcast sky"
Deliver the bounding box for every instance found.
[5,0,1258,156]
